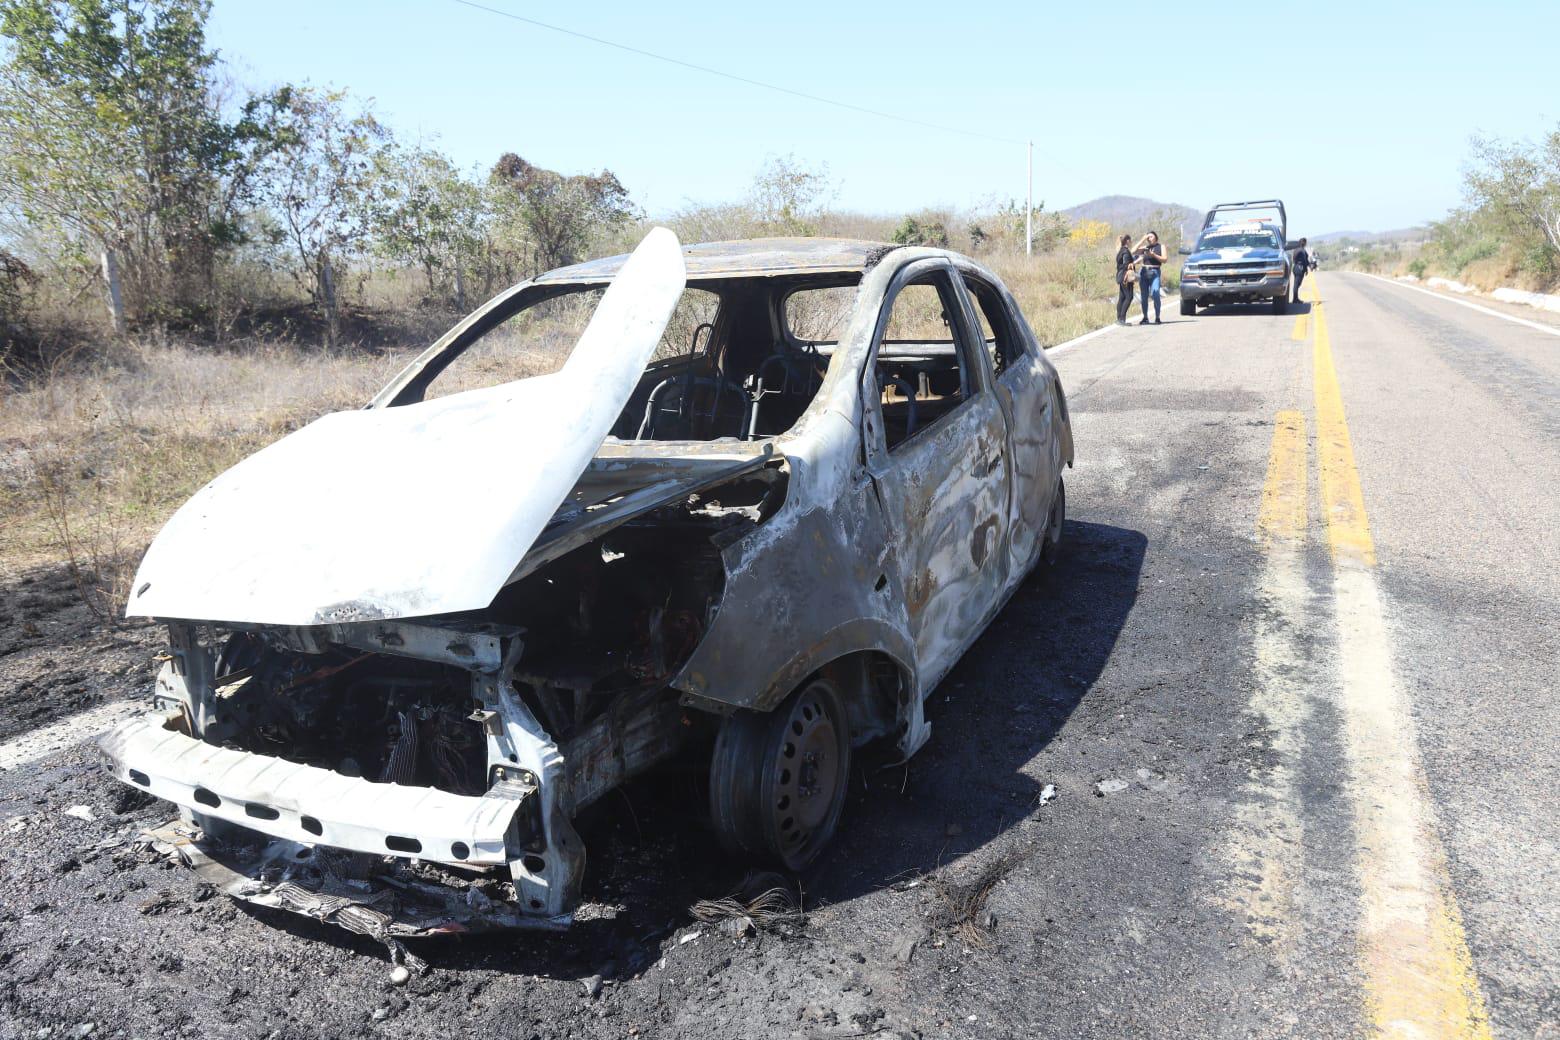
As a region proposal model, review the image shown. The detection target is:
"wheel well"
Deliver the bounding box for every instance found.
[815,650,912,749]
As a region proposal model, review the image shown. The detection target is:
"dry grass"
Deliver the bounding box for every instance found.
[927,844,1031,948]
[0,340,410,605]
[690,883,804,933]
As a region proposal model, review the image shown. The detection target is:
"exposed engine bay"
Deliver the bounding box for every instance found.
[111,457,787,941]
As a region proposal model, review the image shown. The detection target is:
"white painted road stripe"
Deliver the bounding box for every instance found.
[0,699,142,771]
[1047,294,1182,358]
[1362,273,1560,338]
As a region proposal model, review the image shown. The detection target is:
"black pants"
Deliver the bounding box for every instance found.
[1116,280,1135,322]
[1292,268,1307,303]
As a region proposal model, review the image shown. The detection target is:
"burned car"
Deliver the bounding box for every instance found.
[102,229,1074,941]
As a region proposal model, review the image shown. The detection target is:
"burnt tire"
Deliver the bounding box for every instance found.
[1180,296,1196,316]
[709,677,851,873]
[1041,477,1066,566]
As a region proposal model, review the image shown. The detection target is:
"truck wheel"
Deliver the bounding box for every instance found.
[1271,295,1288,315]
[1180,297,1195,317]
[710,677,851,872]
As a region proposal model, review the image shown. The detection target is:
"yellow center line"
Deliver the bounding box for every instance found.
[1312,298,1376,566]
[1291,313,1309,340]
[1258,410,1307,541]
[1308,275,1494,1039]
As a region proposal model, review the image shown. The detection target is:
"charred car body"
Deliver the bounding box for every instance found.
[102,230,1073,940]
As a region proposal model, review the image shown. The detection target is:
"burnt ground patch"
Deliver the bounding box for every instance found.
[0,565,159,744]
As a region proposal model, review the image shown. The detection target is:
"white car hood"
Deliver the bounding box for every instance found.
[127,228,687,626]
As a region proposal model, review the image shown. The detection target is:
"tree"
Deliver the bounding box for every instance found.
[372,146,485,305]
[0,0,281,326]
[489,153,633,275]
[749,154,833,236]
[252,86,391,346]
[1465,127,1560,263]
[1068,218,1112,248]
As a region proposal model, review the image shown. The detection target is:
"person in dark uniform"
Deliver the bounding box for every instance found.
[1291,237,1311,304]
[1114,234,1136,325]
[1134,231,1166,324]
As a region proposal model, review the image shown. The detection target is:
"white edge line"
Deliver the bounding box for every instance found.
[0,699,142,772]
[1360,272,1560,338]
[1046,294,1182,359]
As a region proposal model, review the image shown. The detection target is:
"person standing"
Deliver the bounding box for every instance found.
[1114,234,1137,325]
[1291,237,1311,304]
[1134,231,1166,324]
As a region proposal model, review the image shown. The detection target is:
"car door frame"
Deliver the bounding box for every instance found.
[952,262,1061,580]
[858,256,1014,690]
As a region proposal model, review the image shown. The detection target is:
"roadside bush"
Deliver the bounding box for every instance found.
[892,215,949,247]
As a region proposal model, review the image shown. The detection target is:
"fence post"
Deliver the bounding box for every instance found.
[101,248,126,337]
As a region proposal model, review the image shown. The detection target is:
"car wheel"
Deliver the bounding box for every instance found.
[1041,477,1065,566]
[709,677,851,872]
[1271,294,1288,315]
[1179,297,1195,317]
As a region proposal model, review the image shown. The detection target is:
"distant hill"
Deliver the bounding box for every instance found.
[1311,227,1429,245]
[1060,195,1201,242]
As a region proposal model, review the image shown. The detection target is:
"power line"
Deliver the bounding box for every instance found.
[445,0,1030,149]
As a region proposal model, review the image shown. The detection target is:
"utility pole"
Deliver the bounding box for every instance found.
[1025,141,1033,257]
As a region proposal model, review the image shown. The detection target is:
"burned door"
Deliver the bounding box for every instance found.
[957,270,1059,575]
[862,259,1012,688]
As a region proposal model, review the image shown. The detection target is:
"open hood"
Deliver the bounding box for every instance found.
[127,228,687,626]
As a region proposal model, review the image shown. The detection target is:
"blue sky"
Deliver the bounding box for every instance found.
[207,0,1554,235]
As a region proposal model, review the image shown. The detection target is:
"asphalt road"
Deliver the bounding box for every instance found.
[0,272,1554,1039]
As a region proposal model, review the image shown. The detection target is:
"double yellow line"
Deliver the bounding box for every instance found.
[1258,277,1493,1039]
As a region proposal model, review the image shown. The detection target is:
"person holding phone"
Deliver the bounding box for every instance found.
[1134,231,1166,324]
[1115,234,1136,325]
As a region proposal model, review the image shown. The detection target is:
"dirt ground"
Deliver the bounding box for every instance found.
[0,565,160,746]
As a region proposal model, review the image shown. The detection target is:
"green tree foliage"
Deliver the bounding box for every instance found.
[0,0,282,323]
[996,199,1068,253]
[489,153,634,275]
[251,86,391,344]
[1464,126,1560,273]
[371,145,485,303]
[892,216,949,248]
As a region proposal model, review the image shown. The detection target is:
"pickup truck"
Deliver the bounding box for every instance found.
[1178,199,1298,316]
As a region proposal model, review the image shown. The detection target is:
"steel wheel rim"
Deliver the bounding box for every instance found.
[771,683,841,857]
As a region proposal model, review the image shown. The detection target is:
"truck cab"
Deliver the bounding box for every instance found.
[1178,199,1297,315]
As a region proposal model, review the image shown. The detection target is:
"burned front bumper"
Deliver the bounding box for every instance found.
[104,714,527,866]
[101,656,586,936]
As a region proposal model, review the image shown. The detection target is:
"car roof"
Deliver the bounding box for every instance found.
[536,237,898,284]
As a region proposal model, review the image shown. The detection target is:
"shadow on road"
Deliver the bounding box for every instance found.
[811,519,1146,903]
[1196,299,1312,318]
[230,519,1147,979]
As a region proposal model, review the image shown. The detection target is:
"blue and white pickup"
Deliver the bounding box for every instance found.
[1178,199,1298,316]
